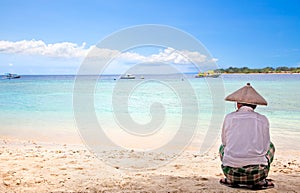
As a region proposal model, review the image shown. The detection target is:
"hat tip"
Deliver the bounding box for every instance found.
[246,82,250,86]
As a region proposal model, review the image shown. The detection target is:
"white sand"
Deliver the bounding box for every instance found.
[0,137,299,193]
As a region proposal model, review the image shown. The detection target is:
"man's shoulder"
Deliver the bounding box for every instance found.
[225,110,268,120]
[253,111,269,121]
[224,111,237,119]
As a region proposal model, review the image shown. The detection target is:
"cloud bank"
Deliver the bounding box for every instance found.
[90,47,217,65]
[0,40,92,58]
[0,40,217,66]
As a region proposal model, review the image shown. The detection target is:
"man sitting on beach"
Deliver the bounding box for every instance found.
[219,83,275,189]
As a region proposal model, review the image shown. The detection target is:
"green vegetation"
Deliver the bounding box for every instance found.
[216,66,300,74]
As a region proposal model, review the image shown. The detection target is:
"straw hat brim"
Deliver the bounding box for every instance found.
[225,83,268,105]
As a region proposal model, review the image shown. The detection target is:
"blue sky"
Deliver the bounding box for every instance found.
[0,0,300,74]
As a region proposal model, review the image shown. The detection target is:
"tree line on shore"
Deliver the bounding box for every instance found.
[215,66,300,73]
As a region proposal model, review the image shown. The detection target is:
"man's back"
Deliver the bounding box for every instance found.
[222,106,270,167]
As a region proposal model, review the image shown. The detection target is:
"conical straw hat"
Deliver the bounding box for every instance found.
[225,83,268,105]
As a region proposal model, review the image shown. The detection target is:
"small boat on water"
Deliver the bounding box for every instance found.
[3,73,21,79]
[195,71,221,78]
[120,74,135,79]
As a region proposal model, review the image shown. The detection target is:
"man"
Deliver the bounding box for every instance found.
[219,83,275,189]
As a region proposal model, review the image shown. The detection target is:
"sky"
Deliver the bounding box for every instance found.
[0,0,300,74]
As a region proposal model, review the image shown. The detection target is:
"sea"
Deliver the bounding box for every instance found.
[0,74,299,151]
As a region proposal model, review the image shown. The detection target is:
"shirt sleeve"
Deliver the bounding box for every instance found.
[263,116,271,153]
[221,116,227,146]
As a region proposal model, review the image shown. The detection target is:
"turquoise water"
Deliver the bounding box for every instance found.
[0,74,299,150]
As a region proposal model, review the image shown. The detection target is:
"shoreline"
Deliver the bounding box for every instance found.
[221,72,300,75]
[0,137,299,192]
[2,72,300,76]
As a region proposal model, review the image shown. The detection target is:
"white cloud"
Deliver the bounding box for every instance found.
[0,39,92,58]
[111,47,217,65]
[95,47,219,74]
[0,40,218,67]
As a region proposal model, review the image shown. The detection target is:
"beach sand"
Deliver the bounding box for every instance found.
[0,137,299,193]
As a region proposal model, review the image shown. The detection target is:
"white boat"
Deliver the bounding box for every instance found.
[195,71,221,78]
[3,73,21,79]
[120,74,135,79]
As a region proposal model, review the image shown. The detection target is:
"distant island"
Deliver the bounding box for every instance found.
[215,66,300,74]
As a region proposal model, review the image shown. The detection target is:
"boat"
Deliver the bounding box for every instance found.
[195,71,221,78]
[120,74,135,79]
[3,73,21,79]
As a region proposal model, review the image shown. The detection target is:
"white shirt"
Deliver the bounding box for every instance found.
[221,106,270,167]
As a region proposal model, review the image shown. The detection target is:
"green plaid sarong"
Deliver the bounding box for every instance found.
[219,142,275,185]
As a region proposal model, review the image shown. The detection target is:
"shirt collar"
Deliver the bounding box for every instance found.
[237,106,254,112]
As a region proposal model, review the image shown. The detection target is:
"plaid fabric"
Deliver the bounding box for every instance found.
[266,142,275,165]
[219,142,275,185]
